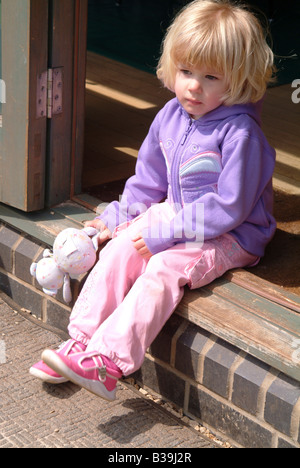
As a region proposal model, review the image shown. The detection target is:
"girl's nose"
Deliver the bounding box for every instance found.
[188,78,202,93]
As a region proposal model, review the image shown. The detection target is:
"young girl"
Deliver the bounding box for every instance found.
[30,0,276,401]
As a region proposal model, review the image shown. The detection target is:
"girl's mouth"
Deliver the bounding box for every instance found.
[187,99,202,106]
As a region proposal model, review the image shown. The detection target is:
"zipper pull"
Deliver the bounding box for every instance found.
[181,120,193,145]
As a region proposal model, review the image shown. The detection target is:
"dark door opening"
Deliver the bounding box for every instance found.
[82,0,177,202]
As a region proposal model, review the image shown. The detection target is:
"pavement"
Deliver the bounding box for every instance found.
[0,294,218,450]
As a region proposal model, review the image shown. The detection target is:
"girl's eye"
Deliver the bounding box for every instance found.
[206,75,218,81]
[181,69,192,75]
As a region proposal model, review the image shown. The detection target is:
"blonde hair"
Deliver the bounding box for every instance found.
[157,0,275,105]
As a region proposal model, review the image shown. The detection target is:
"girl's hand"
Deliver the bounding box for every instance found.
[132,233,153,259]
[84,219,112,245]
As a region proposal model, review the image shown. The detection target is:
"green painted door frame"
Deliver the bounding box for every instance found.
[0,0,87,212]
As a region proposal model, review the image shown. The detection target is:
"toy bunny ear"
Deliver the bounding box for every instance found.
[83,226,99,237]
[92,233,100,251]
[30,263,37,277]
[63,274,72,304]
[82,226,100,251]
[43,249,52,258]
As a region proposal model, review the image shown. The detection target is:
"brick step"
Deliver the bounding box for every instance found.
[0,200,299,448]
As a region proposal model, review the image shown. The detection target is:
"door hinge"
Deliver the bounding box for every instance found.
[37,67,63,119]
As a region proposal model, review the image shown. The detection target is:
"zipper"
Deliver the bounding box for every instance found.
[181,119,193,145]
[171,119,193,208]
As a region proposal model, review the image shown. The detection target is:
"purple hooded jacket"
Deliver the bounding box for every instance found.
[98,97,276,257]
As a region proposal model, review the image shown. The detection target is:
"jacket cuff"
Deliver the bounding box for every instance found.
[142,224,177,254]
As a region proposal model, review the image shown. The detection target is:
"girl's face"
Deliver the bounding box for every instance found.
[174,65,229,119]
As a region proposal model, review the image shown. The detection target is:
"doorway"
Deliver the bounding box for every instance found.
[83,53,172,201]
[81,0,177,202]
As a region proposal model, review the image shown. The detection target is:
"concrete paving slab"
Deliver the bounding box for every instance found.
[0,296,217,449]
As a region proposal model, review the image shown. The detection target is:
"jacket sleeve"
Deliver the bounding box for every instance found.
[142,133,275,254]
[98,110,168,233]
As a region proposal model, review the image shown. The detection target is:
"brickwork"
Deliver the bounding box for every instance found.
[0,221,299,448]
[133,315,300,448]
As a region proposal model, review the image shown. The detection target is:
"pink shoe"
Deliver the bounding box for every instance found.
[41,349,122,401]
[29,339,86,384]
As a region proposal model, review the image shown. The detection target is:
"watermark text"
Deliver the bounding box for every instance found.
[292,338,300,365]
[0,340,6,364]
[96,197,205,246]
[0,79,6,104]
[291,79,300,104]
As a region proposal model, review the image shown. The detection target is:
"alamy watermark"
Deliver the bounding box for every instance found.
[291,79,300,104]
[95,197,205,246]
[0,78,299,106]
[0,340,6,365]
[292,338,300,365]
[0,79,6,104]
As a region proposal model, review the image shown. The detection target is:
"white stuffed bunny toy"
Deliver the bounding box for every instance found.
[30,227,99,303]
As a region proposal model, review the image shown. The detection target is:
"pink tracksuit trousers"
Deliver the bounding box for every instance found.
[68,202,256,376]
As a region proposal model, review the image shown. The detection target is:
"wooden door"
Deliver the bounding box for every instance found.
[46,0,88,207]
[0,0,48,211]
[0,0,87,212]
